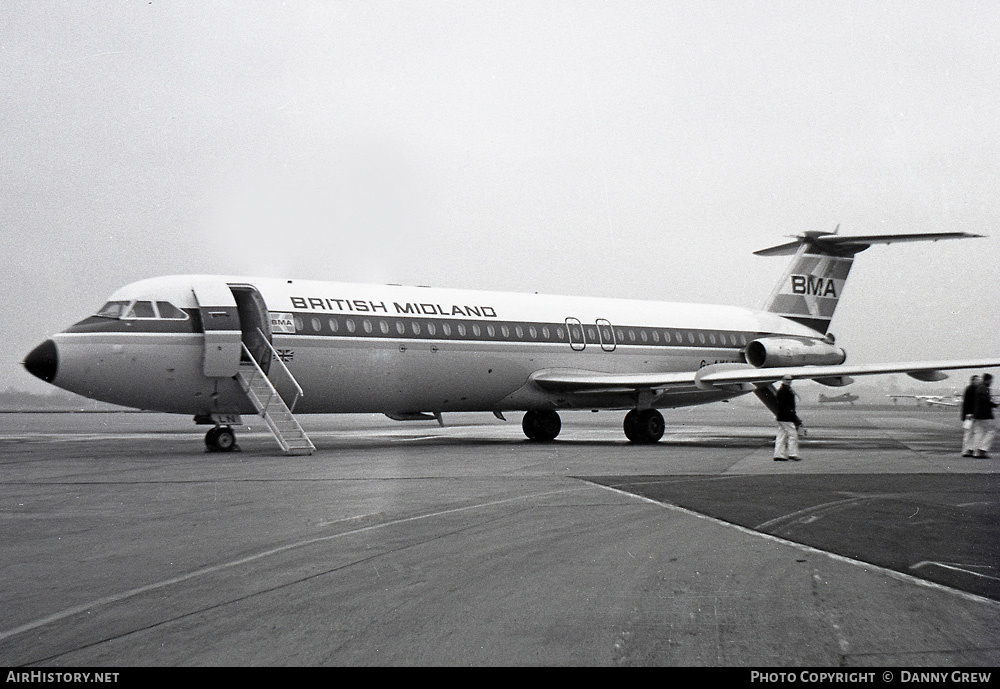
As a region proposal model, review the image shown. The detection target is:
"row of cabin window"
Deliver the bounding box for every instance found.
[292,315,750,347]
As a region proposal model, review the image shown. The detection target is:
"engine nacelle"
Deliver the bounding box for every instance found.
[745,336,846,368]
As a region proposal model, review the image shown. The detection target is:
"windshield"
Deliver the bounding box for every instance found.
[95,301,131,319]
[126,301,155,318]
[94,299,189,320]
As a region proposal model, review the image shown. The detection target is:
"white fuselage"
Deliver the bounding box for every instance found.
[40,275,822,417]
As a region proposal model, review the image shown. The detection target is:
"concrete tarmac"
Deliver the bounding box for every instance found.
[0,405,997,666]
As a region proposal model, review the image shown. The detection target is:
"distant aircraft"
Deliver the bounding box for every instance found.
[818,392,859,405]
[888,393,962,407]
[23,230,1000,454]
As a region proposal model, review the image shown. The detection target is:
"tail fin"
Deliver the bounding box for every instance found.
[755,230,981,335]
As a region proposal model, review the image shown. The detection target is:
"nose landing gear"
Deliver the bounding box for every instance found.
[205,426,240,452]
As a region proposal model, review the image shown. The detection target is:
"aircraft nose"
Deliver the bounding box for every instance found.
[24,339,59,383]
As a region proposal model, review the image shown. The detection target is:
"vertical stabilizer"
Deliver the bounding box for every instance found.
[758,240,856,334]
[754,230,981,335]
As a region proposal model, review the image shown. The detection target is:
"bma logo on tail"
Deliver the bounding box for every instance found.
[790,274,838,298]
[762,247,855,334]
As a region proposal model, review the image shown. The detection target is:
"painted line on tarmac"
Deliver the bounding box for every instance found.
[911,561,1000,582]
[0,484,592,644]
[1,433,198,442]
[753,494,906,531]
[589,481,1000,609]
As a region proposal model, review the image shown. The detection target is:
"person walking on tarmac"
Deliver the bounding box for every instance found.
[971,373,997,458]
[774,375,801,461]
[961,375,980,457]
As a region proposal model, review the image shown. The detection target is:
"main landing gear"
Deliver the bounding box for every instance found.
[521,408,666,444]
[522,409,562,441]
[205,426,239,452]
[623,409,665,444]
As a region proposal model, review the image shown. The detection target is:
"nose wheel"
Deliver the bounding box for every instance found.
[623,409,665,444]
[205,426,239,452]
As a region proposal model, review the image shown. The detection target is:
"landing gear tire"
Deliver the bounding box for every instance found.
[205,426,238,452]
[522,410,562,441]
[624,409,664,444]
[623,410,640,442]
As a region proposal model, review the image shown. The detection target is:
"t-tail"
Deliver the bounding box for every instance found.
[755,229,982,335]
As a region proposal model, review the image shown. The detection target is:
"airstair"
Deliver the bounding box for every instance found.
[235,334,315,456]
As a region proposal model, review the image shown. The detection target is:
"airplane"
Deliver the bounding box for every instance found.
[22,230,1000,454]
[818,392,859,405]
[888,393,961,407]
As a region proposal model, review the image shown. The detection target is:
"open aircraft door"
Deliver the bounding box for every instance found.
[229,283,272,374]
[192,281,243,378]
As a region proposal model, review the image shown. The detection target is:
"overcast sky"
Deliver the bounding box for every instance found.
[2,1,998,395]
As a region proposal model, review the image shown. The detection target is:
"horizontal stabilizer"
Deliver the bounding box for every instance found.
[754,231,981,256]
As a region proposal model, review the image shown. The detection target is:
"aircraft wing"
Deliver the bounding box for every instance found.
[531,358,1000,395]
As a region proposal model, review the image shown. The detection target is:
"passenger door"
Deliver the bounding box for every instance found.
[229,284,272,374]
[192,281,243,378]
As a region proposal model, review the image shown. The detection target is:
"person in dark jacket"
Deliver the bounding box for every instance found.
[961,375,980,457]
[971,373,997,458]
[773,375,801,461]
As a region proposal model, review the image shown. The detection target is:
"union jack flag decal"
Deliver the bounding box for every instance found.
[276,349,294,362]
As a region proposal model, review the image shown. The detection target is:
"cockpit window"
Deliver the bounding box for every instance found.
[96,301,131,319]
[126,301,156,319]
[96,299,189,320]
[155,301,188,319]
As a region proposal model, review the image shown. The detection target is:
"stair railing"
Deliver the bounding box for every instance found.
[240,342,276,412]
[253,327,304,412]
